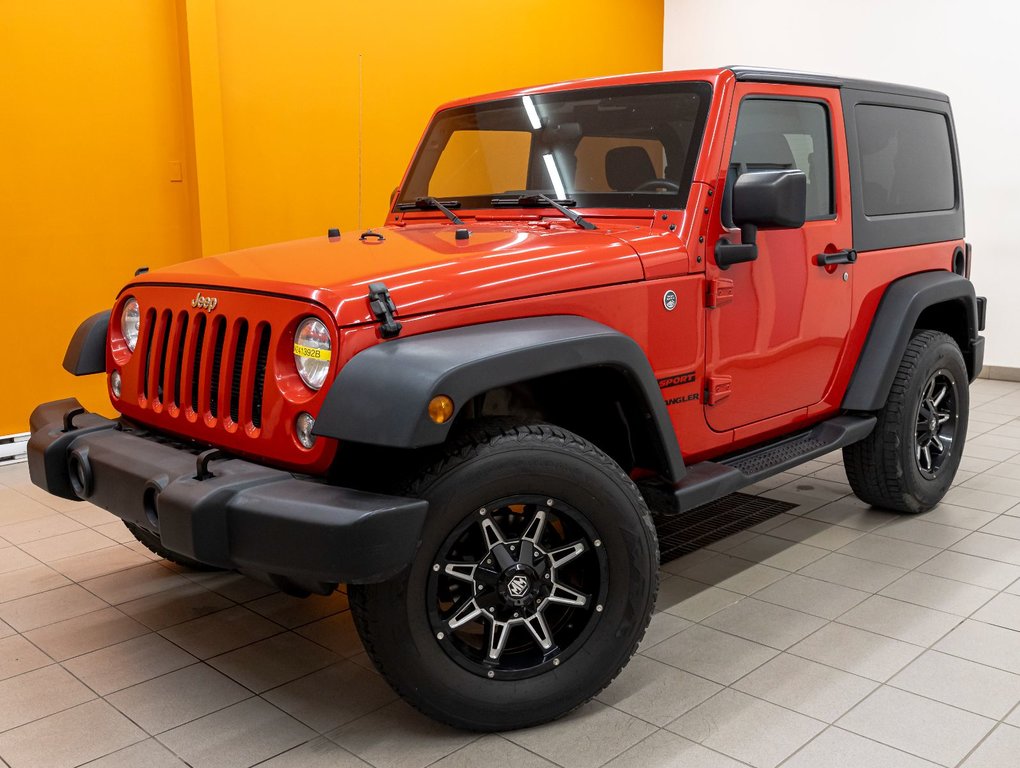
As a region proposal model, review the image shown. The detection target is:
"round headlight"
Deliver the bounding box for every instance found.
[293,317,331,390]
[121,297,140,352]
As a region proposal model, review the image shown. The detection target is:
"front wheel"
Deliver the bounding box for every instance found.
[844,330,969,513]
[349,423,658,731]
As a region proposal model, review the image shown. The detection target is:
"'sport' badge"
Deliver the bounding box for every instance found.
[663,290,678,311]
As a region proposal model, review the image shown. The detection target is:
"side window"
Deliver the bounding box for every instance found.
[854,105,955,216]
[731,99,833,220]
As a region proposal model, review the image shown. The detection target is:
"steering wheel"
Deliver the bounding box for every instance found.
[634,178,681,192]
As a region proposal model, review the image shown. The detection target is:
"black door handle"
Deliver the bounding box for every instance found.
[815,249,857,266]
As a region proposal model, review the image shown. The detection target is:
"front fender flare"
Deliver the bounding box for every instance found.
[314,316,685,482]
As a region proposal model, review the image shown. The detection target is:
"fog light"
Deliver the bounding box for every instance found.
[110,370,121,398]
[295,412,316,449]
[428,395,454,424]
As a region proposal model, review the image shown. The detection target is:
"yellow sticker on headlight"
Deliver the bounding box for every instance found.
[293,343,331,361]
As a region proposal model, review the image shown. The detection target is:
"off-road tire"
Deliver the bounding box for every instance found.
[844,330,969,513]
[123,521,222,571]
[349,422,659,731]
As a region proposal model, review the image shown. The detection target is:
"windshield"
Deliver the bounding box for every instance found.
[398,81,712,212]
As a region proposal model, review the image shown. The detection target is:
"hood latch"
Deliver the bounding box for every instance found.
[367,282,402,339]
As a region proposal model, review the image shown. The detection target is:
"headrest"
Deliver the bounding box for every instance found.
[731,132,795,168]
[605,146,656,191]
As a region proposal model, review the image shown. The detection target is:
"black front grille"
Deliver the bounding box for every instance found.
[137,309,271,430]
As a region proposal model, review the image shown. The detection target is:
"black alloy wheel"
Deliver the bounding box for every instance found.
[914,369,959,479]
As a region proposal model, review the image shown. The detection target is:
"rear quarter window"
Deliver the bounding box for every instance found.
[855,105,956,216]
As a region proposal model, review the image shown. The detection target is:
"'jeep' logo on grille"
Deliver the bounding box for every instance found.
[191,292,218,312]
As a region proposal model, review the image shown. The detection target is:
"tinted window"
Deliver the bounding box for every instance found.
[731,99,833,220]
[855,105,955,216]
[399,82,712,211]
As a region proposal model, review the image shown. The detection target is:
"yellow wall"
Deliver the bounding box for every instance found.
[0,0,663,435]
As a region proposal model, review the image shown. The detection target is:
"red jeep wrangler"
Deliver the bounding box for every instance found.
[29,66,985,730]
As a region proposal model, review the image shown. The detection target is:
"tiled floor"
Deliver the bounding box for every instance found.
[2,378,1020,767]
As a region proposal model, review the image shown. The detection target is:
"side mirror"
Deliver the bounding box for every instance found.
[716,169,807,269]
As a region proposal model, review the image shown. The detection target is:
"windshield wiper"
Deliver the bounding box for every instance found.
[490,193,596,230]
[396,196,464,225]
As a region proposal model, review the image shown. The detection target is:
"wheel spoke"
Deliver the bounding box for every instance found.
[523,611,554,650]
[932,433,945,453]
[443,562,476,584]
[486,619,511,661]
[547,540,587,570]
[931,383,949,408]
[522,509,547,544]
[921,443,932,471]
[935,411,952,426]
[479,518,505,549]
[447,598,484,630]
[546,581,590,608]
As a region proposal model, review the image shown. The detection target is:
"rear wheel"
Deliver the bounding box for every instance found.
[349,423,658,731]
[844,330,969,513]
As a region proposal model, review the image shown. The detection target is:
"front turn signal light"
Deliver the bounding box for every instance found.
[428,395,454,424]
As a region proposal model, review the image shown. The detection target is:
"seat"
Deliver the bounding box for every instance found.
[730,132,795,170]
[605,146,657,191]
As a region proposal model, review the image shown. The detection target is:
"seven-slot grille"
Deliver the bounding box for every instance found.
[136,307,272,430]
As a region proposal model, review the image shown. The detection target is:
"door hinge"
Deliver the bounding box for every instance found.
[705,375,732,405]
[706,278,734,308]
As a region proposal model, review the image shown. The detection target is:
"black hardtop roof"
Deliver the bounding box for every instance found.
[728,66,950,103]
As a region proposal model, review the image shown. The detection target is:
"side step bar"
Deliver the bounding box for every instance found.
[674,415,876,511]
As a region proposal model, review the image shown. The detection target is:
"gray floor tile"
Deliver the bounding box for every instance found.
[766,517,864,550]
[245,590,349,628]
[952,531,1020,565]
[180,570,278,603]
[796,551,907,592]
[62,632,196,695]
[935,619,1020,674]
[972,592,1020,631]
[677,556,787,595]
[751,573,869,619]
[789,623,923,682]
[960,724,1020,767]
[429,735,558,768]
[667,688,825,768]
[602,729,746,768]
[733,653,877,722]
[0,634,50,681]
[0,563,70,602]
[0,664,95,732]
[805,502,899,531]
[157,698,314,768]
[702,597,826,650]
[978,515,1020,540]
[781,726,941,767]
[19,528,116,562]
[256,737,372,767]
[80,562,189,605]
[879,518,971,548]
[503,700,656,768]
[597,654,721,726]
[838,686,994,765]
[890,650,1020,719]
[106,663,251,733]
[919,503,998,531]
[656,576,742,621]
[158,605,282,659]
[262,660,397,732]
[22,606,148,661]
[0,583,107,632]
[47,546,150,583]
[328,700,489,768]
[0,547,39,576]
[916,550,1020,590]
[294,610,366,658]
[838,594,961,646]
[725,535,828,571]
[79,738,188,767]
[207,631,338,693]
[0,699,144,768]
[942,488,1020,514]
[636,609,691,652]
[116,580,234,630]
[880,571,997,616]
[0,514,84,545]
[838,534,941,569]
[644,624,777,685]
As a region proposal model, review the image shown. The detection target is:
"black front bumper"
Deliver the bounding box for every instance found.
[28,399,428,590]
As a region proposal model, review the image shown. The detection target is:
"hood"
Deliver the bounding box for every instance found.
[136,220,646,326]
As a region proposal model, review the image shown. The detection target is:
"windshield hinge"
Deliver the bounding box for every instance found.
[706,278,734,309]
[367,282,402,339]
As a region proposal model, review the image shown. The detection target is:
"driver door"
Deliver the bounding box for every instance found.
[705,84,853,432]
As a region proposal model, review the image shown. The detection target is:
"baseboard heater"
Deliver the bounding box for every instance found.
[0,433,28,464]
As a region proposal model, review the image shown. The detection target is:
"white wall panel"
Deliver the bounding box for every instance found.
[664,0,1018,366]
